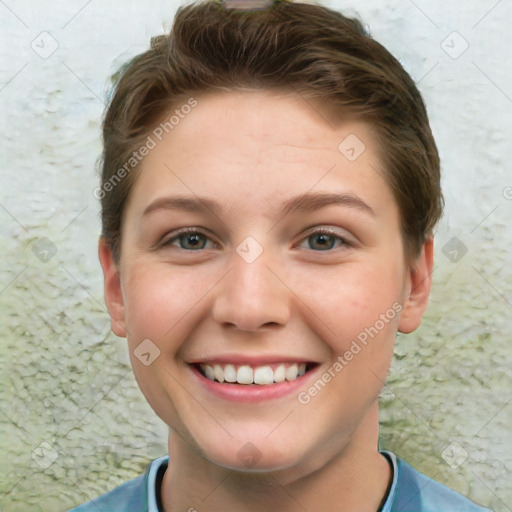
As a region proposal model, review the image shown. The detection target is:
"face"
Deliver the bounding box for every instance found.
[100,89,433,475]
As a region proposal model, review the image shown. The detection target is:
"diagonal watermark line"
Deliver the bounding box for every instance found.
[0,0,29,28]
[265,265,336,337]
[68,480,105,512]
[266,163,337,233]
[267,474,310,511]
[472,0,503,29]
[471,266,512,309]
[200,471,233,502]
[265,410,294,438]
[417,61,439,84]
[0,62,28,92]
[369,368,441,441]
[60,264,108,313]
[161,366,234,438]
[18,370,132,508]
[470,469,510,511]
[0,468,32,505]
[470,205,499,233]
[397,468,444,511]
[60,264,127,340]
[163,267,234,337]
[62,61,105,104]
[0,265,28,295]
[202,441,308,511]
[410,264,437,295]
[291,84,337,131]
[60,204,88,232]
[0,408,30,441]
[164,163,231,233]
[61,0,94,29]
[0,202,29,232]
[408,0,439,29]
[472,61,512,105]
[3,346,127,506]
[58,368,132,440]
[472,395,512,438]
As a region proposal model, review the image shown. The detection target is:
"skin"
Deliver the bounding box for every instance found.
[99,89,434,511]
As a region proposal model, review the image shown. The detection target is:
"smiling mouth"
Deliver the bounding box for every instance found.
[195,362,316,385]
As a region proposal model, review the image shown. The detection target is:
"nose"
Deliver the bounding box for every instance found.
[212,248,291,332]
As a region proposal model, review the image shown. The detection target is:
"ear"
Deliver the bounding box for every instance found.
[98,237,127,337]
[398,237,434,334]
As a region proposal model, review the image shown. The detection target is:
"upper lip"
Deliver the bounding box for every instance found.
[188,355,317,366]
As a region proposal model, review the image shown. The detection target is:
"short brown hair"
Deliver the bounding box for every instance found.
[99,0,443,263]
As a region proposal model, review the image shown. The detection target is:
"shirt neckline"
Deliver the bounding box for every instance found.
[146,450,398,512]
[146,455,168,512]
[379,450,399,512]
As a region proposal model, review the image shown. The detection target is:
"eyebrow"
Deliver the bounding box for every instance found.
[281,192,376,217]
[142,192,376,218]
[142,196,222,217]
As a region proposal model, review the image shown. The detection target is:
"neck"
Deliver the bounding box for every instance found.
[161,403,391,512]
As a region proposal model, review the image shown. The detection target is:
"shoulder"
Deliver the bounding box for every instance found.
[66,456,169,512]
[66,474,146,512]
[390,454,492,512]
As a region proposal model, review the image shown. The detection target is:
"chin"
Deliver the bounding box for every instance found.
[196,433,307,473]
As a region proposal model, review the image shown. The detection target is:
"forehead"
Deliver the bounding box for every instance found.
[125,89,396,221]
[171,89,366,165]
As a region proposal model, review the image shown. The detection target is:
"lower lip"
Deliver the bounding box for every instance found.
[190,365,317,403]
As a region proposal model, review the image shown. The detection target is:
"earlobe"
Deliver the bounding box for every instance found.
[98,238,127,337]
[397,237,434,334]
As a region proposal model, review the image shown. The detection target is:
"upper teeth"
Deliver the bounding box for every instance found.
[199,363,307,385]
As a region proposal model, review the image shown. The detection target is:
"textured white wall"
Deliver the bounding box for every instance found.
[1,1,511,511]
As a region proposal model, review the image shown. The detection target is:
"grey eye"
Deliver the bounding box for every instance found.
[306,233,339,251]
[175,232,208,250]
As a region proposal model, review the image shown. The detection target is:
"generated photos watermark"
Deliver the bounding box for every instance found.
[297,302,402,405]
[94,97,198,200]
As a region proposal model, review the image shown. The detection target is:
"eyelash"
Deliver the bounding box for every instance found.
[299,227,352,251]
[161,227,218,251]
[161,226,352,252]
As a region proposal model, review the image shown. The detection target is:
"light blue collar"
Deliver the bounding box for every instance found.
[147,455,168,512]
[145,451,398,511]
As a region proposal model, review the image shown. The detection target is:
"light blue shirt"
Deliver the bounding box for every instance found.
[68,451,492,511]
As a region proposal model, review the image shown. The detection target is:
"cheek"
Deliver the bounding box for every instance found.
[122,263,210,344]
[296,260,404,355]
